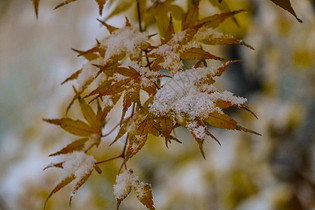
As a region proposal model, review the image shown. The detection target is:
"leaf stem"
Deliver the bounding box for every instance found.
[95,155,123,165]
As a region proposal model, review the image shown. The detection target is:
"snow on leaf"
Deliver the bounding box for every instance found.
[113,170,135,200]
[69,168,93,207]
[45,152,97,209]
[114,169,155,210]
[126,120,151,158]
[101,26,149,61]
[134,184,155,210]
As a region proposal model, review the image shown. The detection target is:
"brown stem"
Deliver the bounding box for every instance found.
[101,116,132,138]
[95,155,123,165]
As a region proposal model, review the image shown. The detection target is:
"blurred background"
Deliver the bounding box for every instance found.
[0,0,314,209]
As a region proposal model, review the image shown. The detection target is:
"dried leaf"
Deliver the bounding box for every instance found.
[54,0,78,10]
[43,118,96,137]
[204,111,260,135]
[208,0,240,27]
[204,111,238,130]
[126,121,150,158]
[198,10,245,28]
[69,169,93,207]
[180,47,227,61]
[182,2,199,30]
[135,184,155,210]
[269,0,302,22]
[71,48,99,61]
[61,69,82,85]
[95,0,106,16]
[32,0,40,18]
[49,138,89,156]
[97,18,119,34]
[43,162,64,171]
[116,66,139,78]
[199,33,254,50]
[79,98,100,130]
[44,174,76,210]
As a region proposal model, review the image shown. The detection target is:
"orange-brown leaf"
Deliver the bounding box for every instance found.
[95,0,106,16]
[44,174,76,210]
[200,33,254,50]
[180,47,227,61]
[159,117,173,137]
[204,112,261,135]
[204,111,237,130]
[214,100,258,119]
[69,169,93,207]
[269,0,302,22]
[54,0,78,10]
[198,10,245,28]
[43,162,64,171]
[123,86,140,111]
[135,184,155,210]
[97,18,119,34]
[49,138,89,156]
[163,14,175,44]
[71,48,99,61]
[61,69,82,85]
[32,0,40,18]
[126,121,150,158]
[142,80,157,96]
[182,2,199,30]
[213,60,240,77]
[116,67,140,78]
[79,99,100,130]
[43,118,96,137]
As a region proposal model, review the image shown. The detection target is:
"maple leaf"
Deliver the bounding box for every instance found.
[208,0,240,27]
[149,62,260,157]
[113,169,155,210]
[144,0,184,37]
[44,152,98,209]
[150,2,250,74]
[269,0,302,22]
[32,0,40,18]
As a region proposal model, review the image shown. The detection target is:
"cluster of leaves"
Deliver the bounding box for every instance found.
[35,0,302,209]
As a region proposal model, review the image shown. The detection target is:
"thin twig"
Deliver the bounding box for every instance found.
[95,155,123,165]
